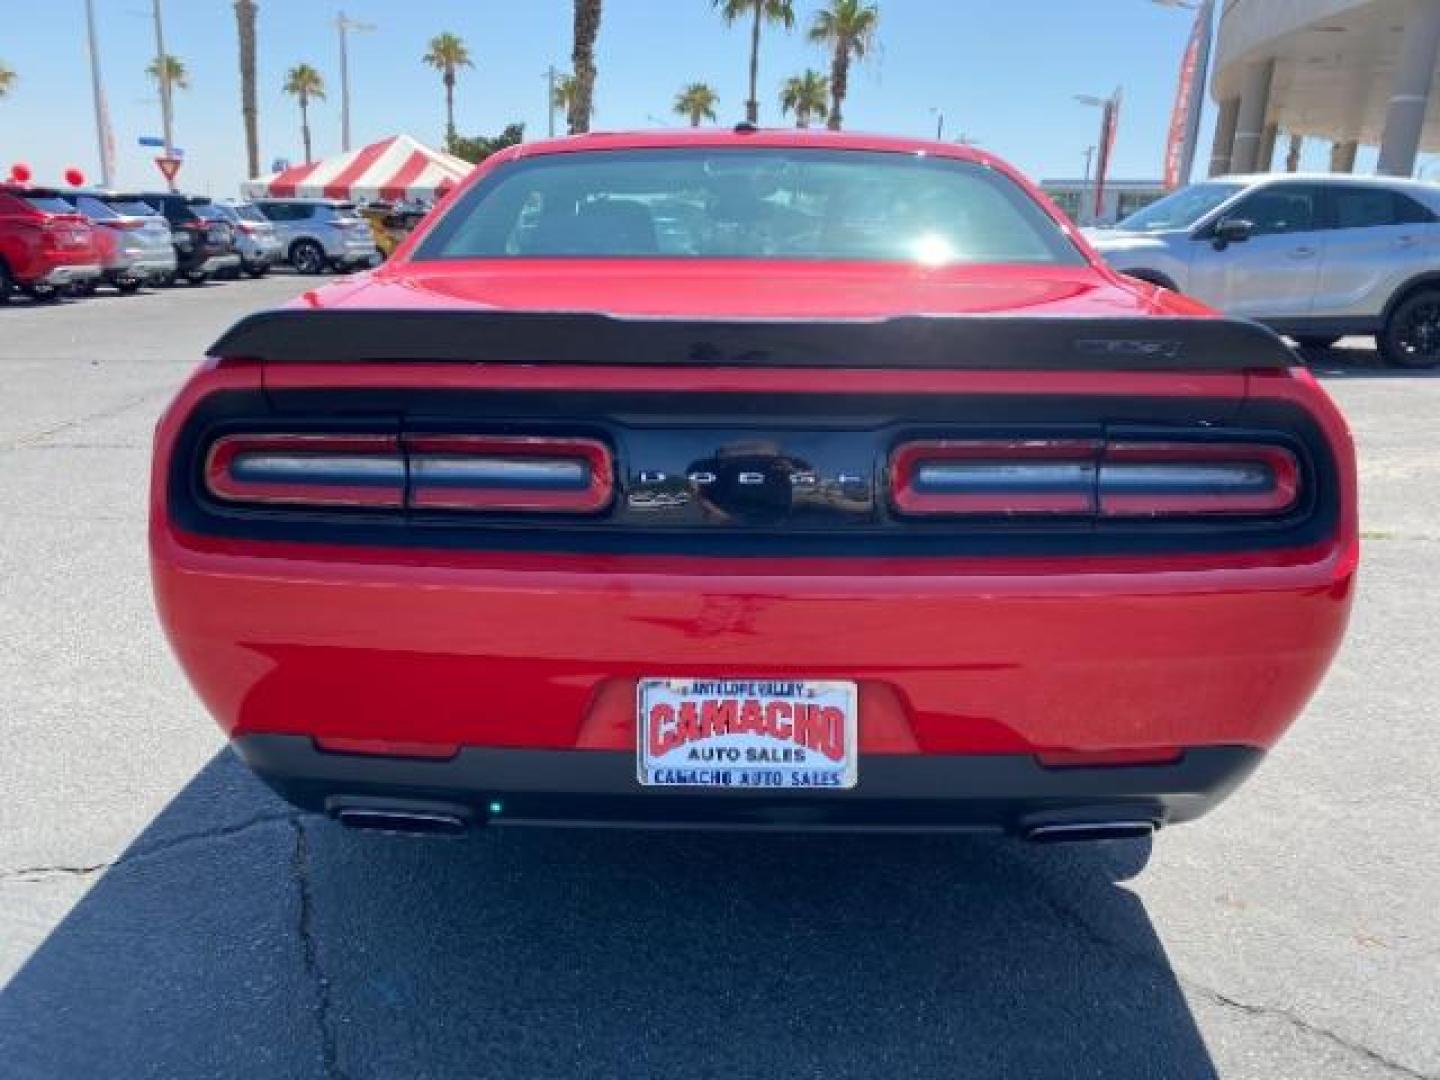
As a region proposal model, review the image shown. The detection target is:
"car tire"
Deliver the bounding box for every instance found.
[25,284,61,303]
[185,271,209,286]
[116,278,142,294]
[245,263,270,279]
[0,261,13,304]
[1380,289,1440,368]
[291,240,327,275]
[1292,335,1341,351]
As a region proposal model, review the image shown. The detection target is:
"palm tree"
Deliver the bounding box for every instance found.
[714,0,794,125]
[422,32,473,150]
[780,69,828,128]
[552,73,578,114]
[807,0,878,132]
[568,0,603,134]
[0,62,16,99]
[234,1,260,179]
[673,82,719,127]
[282,63,325,164]
[146,54,190,93]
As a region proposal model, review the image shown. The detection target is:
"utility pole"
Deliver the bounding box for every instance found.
[337,11,375,153]
[84,0,114,187]
[547,65,558,138]
[152,0,175,177]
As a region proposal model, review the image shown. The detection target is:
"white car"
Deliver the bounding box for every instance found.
[1087,174,1440,367]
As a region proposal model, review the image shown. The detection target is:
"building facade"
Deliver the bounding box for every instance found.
[1211,0,1440,177]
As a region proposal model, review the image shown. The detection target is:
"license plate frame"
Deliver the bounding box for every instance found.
[637,677,858,790]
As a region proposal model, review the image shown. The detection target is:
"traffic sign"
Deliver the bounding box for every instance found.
[138,138,184,157]
[155,156,183,184]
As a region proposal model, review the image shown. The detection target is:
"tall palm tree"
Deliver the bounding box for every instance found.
[282,63,325,164]
[0,62,16,99]
[146,54,190,93]
[714,0,794,125]
[234,1,260,179]
[673,82,719,127]
[568,0,603,134]
[422,32,473,150]
[807,0,878,132]
[780,69,828,128]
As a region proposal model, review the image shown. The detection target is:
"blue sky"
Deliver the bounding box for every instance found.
[0,0,1343,195]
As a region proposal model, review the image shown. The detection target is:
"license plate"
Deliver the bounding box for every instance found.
[637,678,857,789]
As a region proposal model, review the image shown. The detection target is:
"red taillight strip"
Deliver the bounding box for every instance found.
[890,438,1302,519]
[404,435,613,513]
[891,440,1102,516]
[1098,442,1300,517]
[205,434,405,508]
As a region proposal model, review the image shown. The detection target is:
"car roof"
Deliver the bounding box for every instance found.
[500,126,1000,168]
[1216,172,1439,193]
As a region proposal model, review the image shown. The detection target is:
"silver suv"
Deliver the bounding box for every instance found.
[252,198,379,275]
[1088,174,1440,367]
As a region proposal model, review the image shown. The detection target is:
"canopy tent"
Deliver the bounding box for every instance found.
[241,135,471,203]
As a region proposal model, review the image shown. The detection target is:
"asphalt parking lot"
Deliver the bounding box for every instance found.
[1,278,1437,1080]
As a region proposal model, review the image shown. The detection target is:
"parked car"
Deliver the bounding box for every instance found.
[152,130,1356,842]
[213,199,282,277]
[134,192,241,285]
[0,184,102,302]
[252,197,379,274]
[1088,173,1440,366]
[62,191,177,293]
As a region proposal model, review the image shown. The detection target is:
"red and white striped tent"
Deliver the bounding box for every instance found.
[241,134,471,203]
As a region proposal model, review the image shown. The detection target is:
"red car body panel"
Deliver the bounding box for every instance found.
[151,131,1358,833]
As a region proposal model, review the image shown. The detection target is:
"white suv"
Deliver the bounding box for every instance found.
[1088,174,1440,367]
[252,198,379,275]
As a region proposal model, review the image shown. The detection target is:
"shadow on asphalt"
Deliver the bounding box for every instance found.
[1,751,1217,1080]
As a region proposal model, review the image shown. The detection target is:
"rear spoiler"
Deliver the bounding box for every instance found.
[208,309,1297,371]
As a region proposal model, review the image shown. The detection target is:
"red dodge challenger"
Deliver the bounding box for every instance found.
[151,130,1357,841]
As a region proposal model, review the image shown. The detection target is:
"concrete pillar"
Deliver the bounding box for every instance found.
[1378,0,1440,176]
[1331,139,1359,172]
[1210,97,1241,177]
[1257,123,1280,171]
[1286,133,1303,172]
[1230,59,1275,173]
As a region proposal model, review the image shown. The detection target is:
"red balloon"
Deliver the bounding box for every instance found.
[64,167,86,187]
[9,162,32,184]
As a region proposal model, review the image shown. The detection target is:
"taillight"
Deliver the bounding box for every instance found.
[1098,442,1299,516]
[203,433,613,514]
[891,438,1300,519]
[891,440,1100,515]
[205,434,405,508]
[100,219,143,231]
[406,435,613,513]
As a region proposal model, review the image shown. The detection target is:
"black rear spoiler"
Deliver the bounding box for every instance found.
[208,308,1297,371]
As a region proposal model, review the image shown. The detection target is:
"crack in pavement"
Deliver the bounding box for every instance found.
[291,817,348,1080]
[0,810,298,884]
[0,390,165,452]
[1009,850,1436,1080]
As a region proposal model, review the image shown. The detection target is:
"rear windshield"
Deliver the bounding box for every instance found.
[74,196,121,219]
[418,148,1084,266]
[228,203,269,222]
[24,196,76,215]
[106,199,160,217]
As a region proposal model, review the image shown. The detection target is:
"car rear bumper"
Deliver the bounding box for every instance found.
[235,733,1263,833]
[200,253,242,274]
[106,254,177,281]
[38,263,101,285]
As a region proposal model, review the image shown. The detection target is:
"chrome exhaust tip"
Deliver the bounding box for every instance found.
[328,797,473,838]
[1023,820,1157,844]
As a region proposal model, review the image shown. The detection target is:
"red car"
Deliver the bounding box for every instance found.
[0,184,102,301]
[151,130,1357,841]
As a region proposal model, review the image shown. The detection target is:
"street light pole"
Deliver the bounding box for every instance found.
[1080,145,1096,226]
[151,0,176,189]
[337,11,375,153]
[84,0,113,188]
[547,65,558,139]
[931,108,945,141]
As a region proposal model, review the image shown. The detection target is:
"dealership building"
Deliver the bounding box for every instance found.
[1210,0,1440,176]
